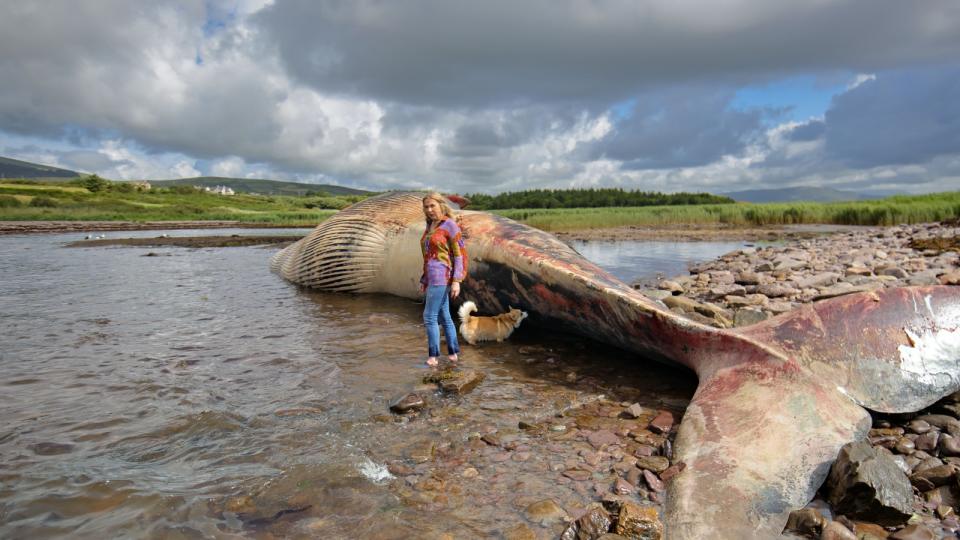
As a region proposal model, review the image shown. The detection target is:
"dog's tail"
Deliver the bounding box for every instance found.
[458,300,477,322]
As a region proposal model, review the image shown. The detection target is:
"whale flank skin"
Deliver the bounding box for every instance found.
[272,191,960,539]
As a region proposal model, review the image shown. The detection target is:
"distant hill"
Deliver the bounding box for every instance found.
[721,186,881,203]
[0,156,80,180]
[148,177,370,196]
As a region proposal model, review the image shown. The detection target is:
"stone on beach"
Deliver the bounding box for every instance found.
[827,442,914,526]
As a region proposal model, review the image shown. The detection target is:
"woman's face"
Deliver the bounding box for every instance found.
[422,198,443,221]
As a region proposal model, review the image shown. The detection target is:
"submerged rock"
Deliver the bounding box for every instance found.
[389,392,426,414]
[560,502,612,540]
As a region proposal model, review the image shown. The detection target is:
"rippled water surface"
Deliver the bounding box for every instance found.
[0,230,741,539]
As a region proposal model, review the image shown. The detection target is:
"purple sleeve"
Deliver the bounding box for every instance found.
[449,221,466,282]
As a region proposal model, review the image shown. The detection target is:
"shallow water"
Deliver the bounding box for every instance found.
[567,239,759,284]
[0,230,738,539]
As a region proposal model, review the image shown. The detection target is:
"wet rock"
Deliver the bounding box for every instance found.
[587,430,620,450]
[634,455,670,474]
[633,444,657,457]
[784,507,825,537]
[503,523,537,540]
[658,280,684,293]
[827,442,913,526]
[563,469,592,482]
[613,477,635,495]
[560,503,613,540]
[225,495,257,514]
[916,414,960,436]
[914,432,940,452]
[481,433,502,447]
[851,521,889,539]
[821,520,857,540]
[614,502,662,539]
[923,485,960,508]
[940,271,960,286]
[758,283,799,298]
[437,369,485,395]
[518,420,542,432]
[389,393,426,414]
[940,434,960,456]
[387,460,415,476]
[914,457,945,474]
[796,272,840,289]
[895,438,917,455]
[524,499,569,525]
[648,410,674,435]
[406,440,435,463]
[643,470,664,493]
[659,462,685,482]
[733,308,769,327]
[909,464,957,491]
[889,524,937,540]
[29,442,75,455]
[621,403,646,419]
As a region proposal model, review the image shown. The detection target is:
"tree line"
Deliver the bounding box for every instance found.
[462,188,734,209]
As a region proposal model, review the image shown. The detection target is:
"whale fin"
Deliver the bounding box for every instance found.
[737,285,960,413]
[666,354,871,539]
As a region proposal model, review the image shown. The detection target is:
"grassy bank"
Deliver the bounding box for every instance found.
[495,191,960,231]
[0,181,350,225]
[2,179,958,231]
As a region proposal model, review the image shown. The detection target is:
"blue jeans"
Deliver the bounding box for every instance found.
[423,285,460,357]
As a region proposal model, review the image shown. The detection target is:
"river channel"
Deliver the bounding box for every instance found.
[0,229,755,539]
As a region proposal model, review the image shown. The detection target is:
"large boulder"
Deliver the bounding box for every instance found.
[826,442,914,526]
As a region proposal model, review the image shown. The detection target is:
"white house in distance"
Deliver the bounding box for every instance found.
[201,185,235,195]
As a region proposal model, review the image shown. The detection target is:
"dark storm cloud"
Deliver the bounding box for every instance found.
[254,0,960,108]
[823,66,960,167]
[587,89,766,169]
[786,120,826,142]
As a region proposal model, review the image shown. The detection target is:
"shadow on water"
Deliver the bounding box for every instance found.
[0,230,701,539]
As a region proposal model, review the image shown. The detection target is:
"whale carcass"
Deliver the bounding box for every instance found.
[271,191,960,538]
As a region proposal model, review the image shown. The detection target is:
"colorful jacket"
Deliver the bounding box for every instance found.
[420,218,466,286]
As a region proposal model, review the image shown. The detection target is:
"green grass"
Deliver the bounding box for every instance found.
[494,191,960,230]
[0,181,344,225]
[2,179,958,231]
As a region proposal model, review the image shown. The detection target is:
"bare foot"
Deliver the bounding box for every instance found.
[447,354,459,363]
[426,357,439,367]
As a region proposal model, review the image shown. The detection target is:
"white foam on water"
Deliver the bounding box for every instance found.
[358,458,393,483]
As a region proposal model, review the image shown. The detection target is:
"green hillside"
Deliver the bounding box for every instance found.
[0,156,79,180]
[149,177,370,196]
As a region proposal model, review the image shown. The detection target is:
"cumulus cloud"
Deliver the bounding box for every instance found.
[0,1,959,194]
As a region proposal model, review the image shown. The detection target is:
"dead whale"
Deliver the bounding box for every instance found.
[272,191,960,538]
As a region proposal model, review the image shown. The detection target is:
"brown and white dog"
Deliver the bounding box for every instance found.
[457,300,528,345]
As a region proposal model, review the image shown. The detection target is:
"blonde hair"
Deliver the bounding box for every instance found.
[422,192,456,220]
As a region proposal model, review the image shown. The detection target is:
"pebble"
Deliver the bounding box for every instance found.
[634,222,960,327]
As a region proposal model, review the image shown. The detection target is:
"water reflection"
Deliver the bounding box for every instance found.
[567,239,758,284]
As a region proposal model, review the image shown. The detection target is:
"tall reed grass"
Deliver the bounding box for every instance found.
[494,192,960,231]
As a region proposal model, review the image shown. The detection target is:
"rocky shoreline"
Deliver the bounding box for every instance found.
[382,220,960,540]
[634,221,960,329]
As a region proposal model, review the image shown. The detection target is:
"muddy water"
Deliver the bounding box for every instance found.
[0,230,724,539]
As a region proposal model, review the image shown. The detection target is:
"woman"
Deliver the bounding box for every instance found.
[419,192,466,366]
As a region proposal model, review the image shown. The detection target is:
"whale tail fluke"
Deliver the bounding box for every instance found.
[665,285,960,538]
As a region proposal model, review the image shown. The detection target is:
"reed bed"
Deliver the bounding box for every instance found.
[494,192,960,231]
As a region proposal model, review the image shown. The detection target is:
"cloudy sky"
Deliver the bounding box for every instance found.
[2,1,959,195]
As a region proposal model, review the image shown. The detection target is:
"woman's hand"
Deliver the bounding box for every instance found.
[418,282,426,295]
[450,282,460,299]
